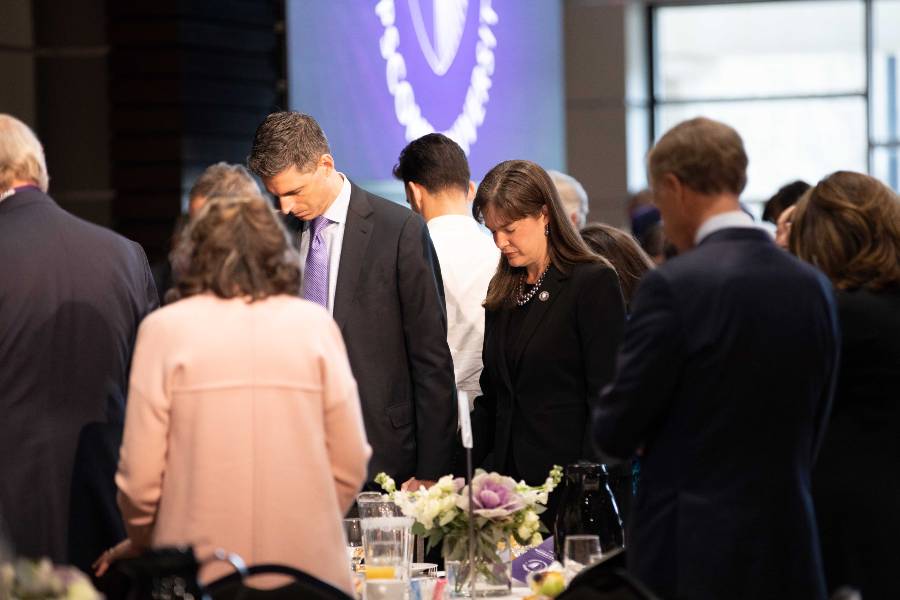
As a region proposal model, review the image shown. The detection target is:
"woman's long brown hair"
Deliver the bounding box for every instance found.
[580,223,654,309]
[789,171,900,292]
[473,160,611,310]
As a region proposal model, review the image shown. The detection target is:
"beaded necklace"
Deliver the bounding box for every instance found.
[514,263,551,306]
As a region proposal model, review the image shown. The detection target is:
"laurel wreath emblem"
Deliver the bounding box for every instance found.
[375,0,498,155]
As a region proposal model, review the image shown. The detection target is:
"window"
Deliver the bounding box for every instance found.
[651,0,900,205]
[872,0,900,189]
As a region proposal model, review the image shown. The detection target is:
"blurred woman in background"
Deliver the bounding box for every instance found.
[580,223,655,312]
[790,171,900,600]
[579,222,655,522]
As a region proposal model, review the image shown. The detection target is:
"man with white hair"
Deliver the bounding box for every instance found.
[549,170,589,229]
[0,114,158,564]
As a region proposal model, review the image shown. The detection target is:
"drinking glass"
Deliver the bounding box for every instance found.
[361,516,414,582]
[364,579,407,600]
[343,518,364,572]
[564,534,601,573]
[356,492,400,519]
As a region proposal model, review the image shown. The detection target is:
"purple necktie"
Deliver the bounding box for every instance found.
[303,216,332,308]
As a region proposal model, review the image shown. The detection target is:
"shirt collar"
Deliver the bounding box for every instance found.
[694,210,758,245]
[0,184,40,204]
[322,173,351,225]
[427,214,480,230]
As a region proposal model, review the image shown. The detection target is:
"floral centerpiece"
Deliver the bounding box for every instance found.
[0,558,100,600]
[376,466,562,597]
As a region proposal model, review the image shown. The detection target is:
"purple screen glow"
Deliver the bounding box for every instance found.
[287,0,565,183]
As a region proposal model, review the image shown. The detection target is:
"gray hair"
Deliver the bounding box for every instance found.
[0,114,49,192]
[190,162,261,201]
[549,170,589,229]
[247,112,331,178]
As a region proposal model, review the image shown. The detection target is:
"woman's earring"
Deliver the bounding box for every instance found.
[545,224,550,236]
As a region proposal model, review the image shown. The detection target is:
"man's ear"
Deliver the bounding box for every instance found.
[319,153,336,172]
[569,212,580,229]
[671,175,690,216]
[661,173,685,210]
[406,181,424,213]
[467,180,476,203]
[540,204,550,228]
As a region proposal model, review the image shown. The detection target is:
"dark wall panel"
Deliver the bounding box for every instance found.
[107,0,285,261]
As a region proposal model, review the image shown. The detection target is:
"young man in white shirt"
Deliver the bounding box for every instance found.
[393,133,499,404]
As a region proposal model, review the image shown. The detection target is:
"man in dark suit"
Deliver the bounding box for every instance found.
[248,112,457,489]
[593,117,840,600]
[0,114,158,562]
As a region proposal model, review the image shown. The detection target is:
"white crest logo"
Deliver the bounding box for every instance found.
[375,0,498,155]
[408,0,468,76]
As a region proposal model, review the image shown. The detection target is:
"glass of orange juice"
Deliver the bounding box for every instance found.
[361,516,414,583]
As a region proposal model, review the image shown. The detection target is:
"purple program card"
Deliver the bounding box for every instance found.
[511,537,556,583]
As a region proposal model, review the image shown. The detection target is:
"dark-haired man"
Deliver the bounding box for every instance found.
[393,133,498,403]
[248,112,457,490]
[762,179,811,225]
[593,117,839,599]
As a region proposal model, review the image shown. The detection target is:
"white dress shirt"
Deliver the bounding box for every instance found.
[427,215,500,404]
[694,210,763,245]
[298,174,351,314]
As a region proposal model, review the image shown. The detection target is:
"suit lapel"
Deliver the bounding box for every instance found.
[333,184,374,330]
[490,309,515,396]
[510,266,567,374]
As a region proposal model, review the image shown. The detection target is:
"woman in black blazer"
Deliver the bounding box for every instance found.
[790,171,900,600]
[470,160,626,523]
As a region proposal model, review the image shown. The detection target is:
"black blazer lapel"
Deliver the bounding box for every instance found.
[333,184,374,330]
[510,266,567,373]
[490,308,515,397]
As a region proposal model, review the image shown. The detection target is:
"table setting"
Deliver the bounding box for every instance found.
[346,459,625,600]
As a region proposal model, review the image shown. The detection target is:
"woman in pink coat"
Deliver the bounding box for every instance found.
[96,194,371,593]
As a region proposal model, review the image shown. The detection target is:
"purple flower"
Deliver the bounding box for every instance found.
[457,472,525,519]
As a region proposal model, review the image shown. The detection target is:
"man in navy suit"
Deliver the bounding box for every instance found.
[593,117,839,600]
[0,114,158,564]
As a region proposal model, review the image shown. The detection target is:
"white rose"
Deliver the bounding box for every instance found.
[423,499,442,525]
[439,508,458,526]
[437,475,456,492]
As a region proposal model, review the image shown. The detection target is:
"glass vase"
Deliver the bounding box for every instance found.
[443,532,512,598]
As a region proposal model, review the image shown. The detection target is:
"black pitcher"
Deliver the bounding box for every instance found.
[553,462,624,562]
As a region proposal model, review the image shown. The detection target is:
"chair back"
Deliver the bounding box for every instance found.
[204,564,353,600]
